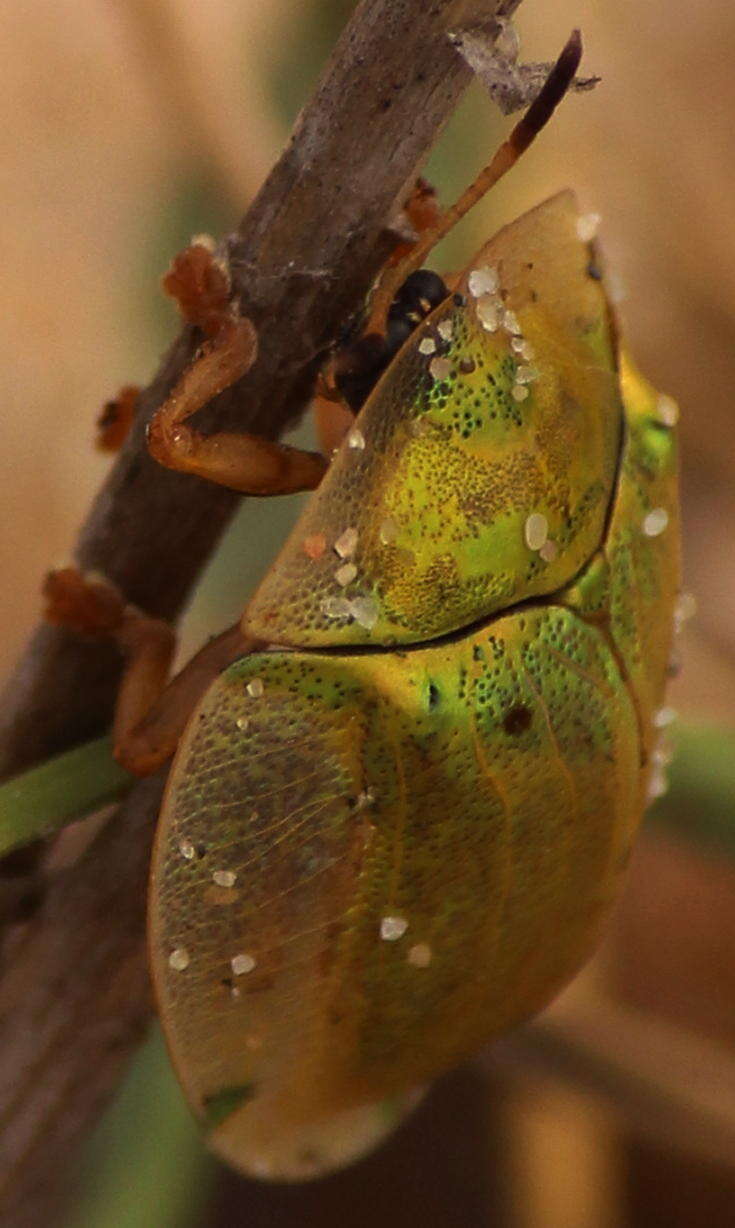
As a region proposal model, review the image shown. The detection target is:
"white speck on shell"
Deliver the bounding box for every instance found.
[429,356,451,382]
[334,527,358,558]
[247,678,264,699]
[524,512,549,551]
[511,385,529,402]
[169,947,190,972]
[655,394,679,428]
[231,953,256,976]
[407,942,432,967]
[335,562,357,587]
[515,365,538,385]
[236,716,250,732]
[418,336,436,356]
[652,741,673,768]
[511,337,535,360]
[380,915,408,941]
[647,765,668,802]
[347,427,365,449]
[468,266,499,297]
[437,319,454,342]
[178,840,196,860]
[539,539,558,563]
[502,308,522,335]
[642,507,669,537]
[213,869,237,888]
[350,595,379,630]
[576,212,601,242]
[654,706,677,728]
[476,295,499,332]
[321,596,352,620]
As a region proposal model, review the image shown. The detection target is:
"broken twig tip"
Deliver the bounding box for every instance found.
[451,23,597,118]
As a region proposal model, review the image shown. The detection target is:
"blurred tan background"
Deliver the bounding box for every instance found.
[2,2,735,1226]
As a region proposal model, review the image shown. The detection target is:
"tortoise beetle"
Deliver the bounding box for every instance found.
[34,33,680,1182]
[148,189,680,1178]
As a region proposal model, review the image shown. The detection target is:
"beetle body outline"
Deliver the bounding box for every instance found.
[150,192,680,1179]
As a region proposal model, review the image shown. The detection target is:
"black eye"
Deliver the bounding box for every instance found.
[389,269,448,322]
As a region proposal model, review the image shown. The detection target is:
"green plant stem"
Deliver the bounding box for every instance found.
[0,737,132,858]
[1,721,732,866]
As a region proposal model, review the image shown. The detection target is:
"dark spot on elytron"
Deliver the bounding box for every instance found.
[196,844,208,859]
[453,292,466,307]
[428,683,440,710]
[502,705,533,736]
[587,258,603,281]
[202,1083,256,1130]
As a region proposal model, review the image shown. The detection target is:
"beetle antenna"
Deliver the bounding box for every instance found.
[369,29,583,331]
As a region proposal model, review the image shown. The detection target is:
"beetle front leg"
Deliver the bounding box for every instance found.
[147,318,328,496]
[43,569,256,776]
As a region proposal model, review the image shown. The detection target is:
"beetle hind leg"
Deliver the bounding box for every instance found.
[43,568,255,775]
[44,568,175,774]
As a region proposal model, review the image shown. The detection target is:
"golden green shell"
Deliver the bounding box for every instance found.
[149,193,680,1179]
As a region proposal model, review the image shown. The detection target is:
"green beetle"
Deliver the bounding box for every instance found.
[148,189,680,1179]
